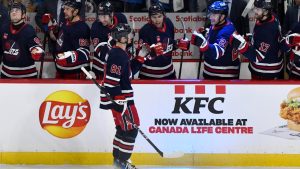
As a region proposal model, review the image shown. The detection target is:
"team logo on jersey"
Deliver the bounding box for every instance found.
[39,90,91,139]
[3,40,20,61]
[259,42,270,53]
[57,32,64,48]
[218,38,228,49]
[162,38,173,54]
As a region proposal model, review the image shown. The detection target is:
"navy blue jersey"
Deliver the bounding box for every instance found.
[201,20,238,79]
[91,13,127,78]
[55,20,90,74]
[100,47,142,110]
[138,17,176,79]
[0,23,42,78]
[241,15,289,78]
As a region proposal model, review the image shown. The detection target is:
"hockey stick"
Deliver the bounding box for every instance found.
[178,17,186,79]
[39,33,47,78]
[81,67,184,158]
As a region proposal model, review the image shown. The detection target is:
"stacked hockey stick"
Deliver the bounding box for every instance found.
[81,67,184,159]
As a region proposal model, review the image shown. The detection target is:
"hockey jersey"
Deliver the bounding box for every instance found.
[139,17,176,79]
[91,13,127,79]
[100,47,142,110]
[55,20,90,74]
[240,15,290,78]
[201,20,238,79]
[0,23,42,78]
[287,22,300,78]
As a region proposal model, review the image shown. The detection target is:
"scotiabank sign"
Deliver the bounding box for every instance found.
[39,90,91,139]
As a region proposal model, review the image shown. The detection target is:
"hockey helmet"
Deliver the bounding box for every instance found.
[97,0,114,15]
[254,0,273,10]
[148,3,165,16]
[208,1,228,16]
[9,2,26,14]
[111,23,132,40]
[63,0,82,10]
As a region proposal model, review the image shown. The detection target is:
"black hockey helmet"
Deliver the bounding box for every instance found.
[111,23,132,40]
[208,1,229,16]
[148,3,165,16]
[63,0,82,10]
[9,2,26,14]
[254,0,273,10]
[97,0,114,15]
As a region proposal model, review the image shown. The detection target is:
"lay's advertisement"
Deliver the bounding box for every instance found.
[1,81,300,155]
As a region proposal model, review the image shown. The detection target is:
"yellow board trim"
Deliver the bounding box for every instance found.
[2,152,300,166]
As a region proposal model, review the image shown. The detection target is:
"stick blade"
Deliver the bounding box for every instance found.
[162,151,184,158]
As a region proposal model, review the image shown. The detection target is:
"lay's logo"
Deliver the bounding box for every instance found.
[39,90,91,139]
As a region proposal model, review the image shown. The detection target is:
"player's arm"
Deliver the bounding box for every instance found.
[56,27,91,66]
[34,2,46,32]
[26,29,45,61]
[130,43,151,74]
[191,28,229,59]
[230,32,269,62]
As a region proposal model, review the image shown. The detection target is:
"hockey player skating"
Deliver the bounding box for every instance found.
[53,0,90,79]
[190,1,239,79]
[230,0,290,80]
[138,3,190,79]
[91,0,127,79]
[100,23,149,169]
[0,2,44,78]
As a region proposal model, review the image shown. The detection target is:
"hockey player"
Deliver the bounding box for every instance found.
[54,0,90,79]
[91,0,127,79]
[190,1,238,79]
[0,2,44,78]
[100,23,149,169]
[138,3,190,79]
[286,23,300,79]
[230,0,290,79]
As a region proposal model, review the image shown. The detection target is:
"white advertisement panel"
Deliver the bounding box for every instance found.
[0,80,300,155]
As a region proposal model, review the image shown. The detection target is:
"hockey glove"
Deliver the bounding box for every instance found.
[292,46,300,57]
[229,32,247,51]
[30,46,44,61]
[177,38,190,51]
[55,51,78,66]
[150,42,164,56]
[286,33,300,47]
[191,30,208,49]
[113,95,127,115]
[136,43,151,63]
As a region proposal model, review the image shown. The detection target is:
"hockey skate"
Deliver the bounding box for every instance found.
[113,158,137,169]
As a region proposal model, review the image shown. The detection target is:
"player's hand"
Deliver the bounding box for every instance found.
[113,95,127,115]
[177,38,190,51]
[30,46,44,61]
[150,42,164,56]
[55,51,78,66]
[244,33,253,43]
[229,32,247,51]
[135,43,150,63]
[191,30,207,48]
[286,33,300,47]
[48,18,58,32]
